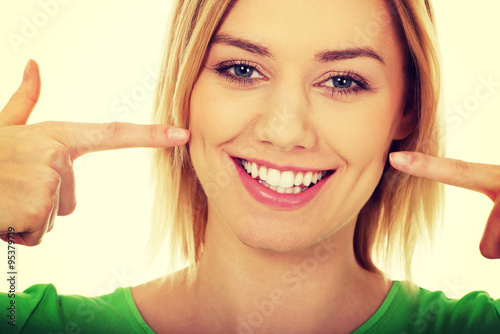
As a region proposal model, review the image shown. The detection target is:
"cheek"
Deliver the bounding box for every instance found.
[316,93,401,171]
[312,95,401,223]
[190,73,255,145]
[189,73,261,188]
[190,72,273,167]
[320,105,394,160]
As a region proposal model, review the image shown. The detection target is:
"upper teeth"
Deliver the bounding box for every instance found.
[241,159,327,189]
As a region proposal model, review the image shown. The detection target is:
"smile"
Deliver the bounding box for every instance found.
[232,157,336,210]
[241,159,332,194]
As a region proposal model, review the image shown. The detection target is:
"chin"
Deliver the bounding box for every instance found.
[230,216,330,255]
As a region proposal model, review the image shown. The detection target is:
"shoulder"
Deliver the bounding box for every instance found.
[369,281,500,333]
[0,283,153,333]
[132,269,199,333]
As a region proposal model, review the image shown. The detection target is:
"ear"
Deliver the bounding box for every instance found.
[393,106,416,140]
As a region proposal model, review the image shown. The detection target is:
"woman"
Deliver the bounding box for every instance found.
[1,0,499,333]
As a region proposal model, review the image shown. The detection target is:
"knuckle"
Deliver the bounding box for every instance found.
[28,237,43,247]
[104,122,122,139]
[420,152,430,168]
[40,166,62,193]
[46,145,72,171]
[150,125,158,141]
[25,197,53,228]
[60,200,77,216]
[36,121,60,134]
[36,197,55,222]
[9,90,36,108]
[14,122,65,155]
[453,159,469,175]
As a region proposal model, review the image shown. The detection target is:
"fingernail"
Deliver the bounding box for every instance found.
[23,59,32,81]
[390,152,411,166]
[167,127,189,141]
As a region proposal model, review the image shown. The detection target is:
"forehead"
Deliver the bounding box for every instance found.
[218,0,402,61]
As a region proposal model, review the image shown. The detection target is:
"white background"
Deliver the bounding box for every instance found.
[0,0,499,301]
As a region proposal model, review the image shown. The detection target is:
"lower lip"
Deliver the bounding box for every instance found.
[232,158,333,211]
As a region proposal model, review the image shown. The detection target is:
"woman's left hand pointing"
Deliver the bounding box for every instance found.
[390,151,500,259]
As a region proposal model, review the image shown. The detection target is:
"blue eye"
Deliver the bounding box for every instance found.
[316,71,371,99]
[231,65,255,78]
[328,76,358,89]
[214,60,265,87]
[227,64,263,79]
[332,77,354,88]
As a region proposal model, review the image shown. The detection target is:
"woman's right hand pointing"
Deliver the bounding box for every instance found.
[0,60,189,246]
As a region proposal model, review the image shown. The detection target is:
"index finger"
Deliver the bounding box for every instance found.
[49,122,190,159]
[390,151,500,201]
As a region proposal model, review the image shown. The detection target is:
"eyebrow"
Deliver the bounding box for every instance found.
[210,33,384,64]
[210,33,272,58]
[315,48,385,65]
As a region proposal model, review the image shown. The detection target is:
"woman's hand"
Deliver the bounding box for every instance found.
[0,60,190,246]
[390,151,500,259]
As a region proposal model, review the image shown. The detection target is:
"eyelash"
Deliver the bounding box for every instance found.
[212,59,371,99]
[318,70,371,98]
[213,59,265,87]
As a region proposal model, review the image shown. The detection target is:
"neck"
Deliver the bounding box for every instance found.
[188,209,390,333]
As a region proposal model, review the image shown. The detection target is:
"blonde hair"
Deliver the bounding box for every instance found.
[149,0,443,287]
[355,0,444,282]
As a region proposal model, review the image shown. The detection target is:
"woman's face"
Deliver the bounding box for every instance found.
[189,0,412,253]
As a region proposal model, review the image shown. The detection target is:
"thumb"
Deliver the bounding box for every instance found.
[0,59,41,127]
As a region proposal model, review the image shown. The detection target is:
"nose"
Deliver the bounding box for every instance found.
[255,79,316,152]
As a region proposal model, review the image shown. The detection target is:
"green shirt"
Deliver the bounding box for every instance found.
[1,281,499,333]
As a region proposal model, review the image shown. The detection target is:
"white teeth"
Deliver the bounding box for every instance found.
[261,181,306,195]
[267,168,281,187]
[311,172,318,185]
[294,172,303,186]
[241,159,330,193]
[303,172,312,187]
[279,171,295,188]
[259,166,267,181]
[251,162,259,178]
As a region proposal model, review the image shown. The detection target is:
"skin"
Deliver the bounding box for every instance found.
[0,1,499,334]
[138,0,500,333]
[182,0,406,331]
[189,0,412,255]
[0,60,190,245]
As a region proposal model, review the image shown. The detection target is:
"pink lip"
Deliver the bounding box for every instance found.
[231,157,334,211]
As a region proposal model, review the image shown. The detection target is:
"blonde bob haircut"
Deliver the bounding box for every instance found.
[150,0,443,286]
